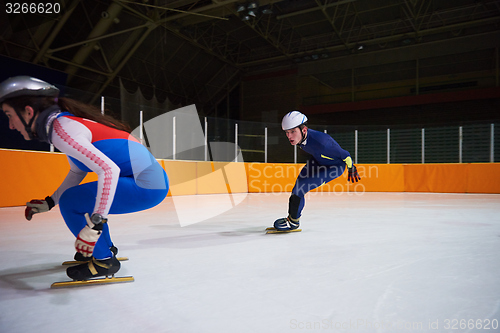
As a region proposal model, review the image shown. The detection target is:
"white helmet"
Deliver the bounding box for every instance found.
[0,76,59,104]
[281,111,308,130]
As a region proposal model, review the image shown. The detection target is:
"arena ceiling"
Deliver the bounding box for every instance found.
[1,0,500,114]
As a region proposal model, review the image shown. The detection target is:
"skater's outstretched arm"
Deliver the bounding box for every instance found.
[51,158,88,205]
[25,156,87,221]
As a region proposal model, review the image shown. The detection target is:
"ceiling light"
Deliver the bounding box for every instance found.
[247,2,258,9]
[236,5,246,12]
[248,10,257,17]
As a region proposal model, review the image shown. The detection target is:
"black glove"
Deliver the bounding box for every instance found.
[347,165,360,183]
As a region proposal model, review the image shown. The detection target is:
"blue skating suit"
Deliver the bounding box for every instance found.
[48,112,169,259]
[290,128,351,219]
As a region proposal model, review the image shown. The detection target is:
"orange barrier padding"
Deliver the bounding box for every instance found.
[327,164,404,193]
[196,161,248,195]
[1,148,499,208]
[312,164,405,193]
[361,164,405,192]
[466,163,500,193]
[81,171,98,184]
[246,163,405,193]
[161,160,197,196]
[403,165,428,192]
[197,162,229,195]
[404,164,468,193]
[246,163,302,193]
[0,149,69,207]
[215,161,248,194]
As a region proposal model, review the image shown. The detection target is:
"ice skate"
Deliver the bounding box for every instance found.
[267,216,302,234]
[273,215,300,231]
[66,256,121,281]
[73,251,92,262]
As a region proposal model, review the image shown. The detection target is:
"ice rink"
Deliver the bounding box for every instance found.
[1,192,500,333]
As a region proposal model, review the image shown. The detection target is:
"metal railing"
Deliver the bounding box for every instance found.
[203,117,498,164]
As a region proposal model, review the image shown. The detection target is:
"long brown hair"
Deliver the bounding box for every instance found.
[4,96,131,133]
[58,97,131,133]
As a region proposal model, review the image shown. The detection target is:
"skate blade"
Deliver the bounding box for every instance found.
[265,227,302,234]
[51,276,134,288]
[62,257,129,265]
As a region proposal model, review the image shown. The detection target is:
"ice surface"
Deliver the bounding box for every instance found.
[1,192,500,333]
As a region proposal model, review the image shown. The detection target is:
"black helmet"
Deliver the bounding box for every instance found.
[0,76,59,105]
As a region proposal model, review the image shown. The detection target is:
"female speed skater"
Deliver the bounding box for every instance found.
[273,111,360,231]
[0,76,169,280]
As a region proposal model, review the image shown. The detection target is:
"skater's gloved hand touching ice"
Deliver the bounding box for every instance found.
[75,213,106,257]
[25,196,55,220]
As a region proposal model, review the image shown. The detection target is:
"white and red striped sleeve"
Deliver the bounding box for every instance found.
[50,117,120,217]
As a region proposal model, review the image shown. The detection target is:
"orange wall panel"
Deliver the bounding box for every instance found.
[161,160,197,196]
[466,163,500,193]
[404,164,468,193]
[427,164,468,193]
[0,149,69,207]
[247,163,405,194]
[214,161,248,194]
[1,149,499,208]
[81,172,98,184]
[403,164,429,192]
[346,164,404,192]
[246,163,302,193]
[196,162,245,194]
